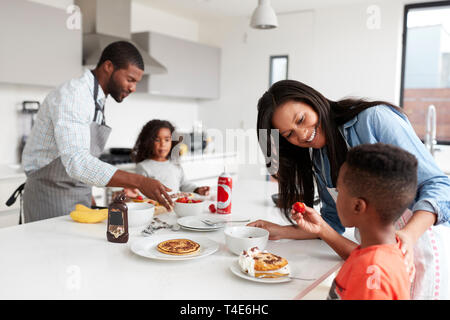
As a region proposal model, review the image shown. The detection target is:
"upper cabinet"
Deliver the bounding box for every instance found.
[132,32,221,99]
[0,0,82,87]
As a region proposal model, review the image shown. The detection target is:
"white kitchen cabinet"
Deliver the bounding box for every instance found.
[0,0,83,87]
[180,153,238,182]
[132,31,221,99]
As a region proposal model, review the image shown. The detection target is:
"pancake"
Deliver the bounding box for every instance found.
[157,238,200,256]
[253,251,289,272]
[239,247,290,278]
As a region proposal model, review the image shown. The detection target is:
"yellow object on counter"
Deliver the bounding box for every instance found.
[70,205,108,223]
[179,143,188,156]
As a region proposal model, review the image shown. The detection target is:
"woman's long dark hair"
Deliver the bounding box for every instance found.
[257,80,403,223]
[131,119,178,163]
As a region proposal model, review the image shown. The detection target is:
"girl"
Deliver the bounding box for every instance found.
[250,80,450,299]
[132,119,210,196]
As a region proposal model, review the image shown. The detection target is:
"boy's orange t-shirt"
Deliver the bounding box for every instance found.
[327,238,411,300]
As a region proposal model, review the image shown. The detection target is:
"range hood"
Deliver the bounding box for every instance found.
[75,0,166,75]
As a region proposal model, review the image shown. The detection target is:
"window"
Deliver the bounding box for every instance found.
[400,1,450,144]
[269,55,288,86]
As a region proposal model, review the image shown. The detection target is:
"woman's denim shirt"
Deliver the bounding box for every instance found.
[312,105,450,234]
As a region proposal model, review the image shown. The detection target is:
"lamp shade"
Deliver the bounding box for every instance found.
[250,0,278,29]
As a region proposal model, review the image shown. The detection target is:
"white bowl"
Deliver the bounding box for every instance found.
[126,202,154,228]
[224,226,269,255]
[173,200,205,217]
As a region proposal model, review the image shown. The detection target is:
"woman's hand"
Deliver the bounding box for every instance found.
[194,186,210,196]
[246,220,287,240]
[291,205,324,236]
[395,229,416,282]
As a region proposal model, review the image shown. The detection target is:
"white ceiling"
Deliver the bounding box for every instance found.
[134,0,377,20]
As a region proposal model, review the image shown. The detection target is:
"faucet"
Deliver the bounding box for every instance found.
[424,104,437,157]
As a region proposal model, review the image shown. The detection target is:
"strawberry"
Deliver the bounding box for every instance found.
[136,195,143,201]
[176,197,188,203]
[209,204,216,213]
[292,202,306,214]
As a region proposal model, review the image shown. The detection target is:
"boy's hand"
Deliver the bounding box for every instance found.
[291,205,324,235]
[194,186,210,196]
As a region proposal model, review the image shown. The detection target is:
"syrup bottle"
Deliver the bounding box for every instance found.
[107,192,129,243]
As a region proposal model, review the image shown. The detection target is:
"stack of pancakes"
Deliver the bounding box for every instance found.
[239,247,290,278]
[157,238,200,255]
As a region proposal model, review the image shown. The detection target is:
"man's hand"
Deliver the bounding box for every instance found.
[140,178,173,210]
[107,170,173,210]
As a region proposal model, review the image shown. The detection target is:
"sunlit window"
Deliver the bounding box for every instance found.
[401,2,450,144]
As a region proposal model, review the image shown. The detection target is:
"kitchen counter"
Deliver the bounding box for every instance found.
[0,164,25,180]
[434,145,450,175]
[0,179,347,300]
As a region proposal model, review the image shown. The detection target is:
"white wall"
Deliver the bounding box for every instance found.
[197,0,408,180]
[0,0,201,165]
[131,1,198,41]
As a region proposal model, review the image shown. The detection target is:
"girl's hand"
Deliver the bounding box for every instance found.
[194,186,210,196]
[246,220,286,240]
[112,188,140,200]
[122,188,140,198]
[395,229,416,282]
[291,205,324,235]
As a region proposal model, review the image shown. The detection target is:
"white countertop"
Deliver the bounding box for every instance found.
[176,151,237,162]
[0,164,25,180]
[434,145,450,175]
[0,179,346,300]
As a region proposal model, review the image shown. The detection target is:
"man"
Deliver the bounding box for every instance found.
[22,41,172,223]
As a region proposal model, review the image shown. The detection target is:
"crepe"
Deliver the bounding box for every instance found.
[156,238,200,256]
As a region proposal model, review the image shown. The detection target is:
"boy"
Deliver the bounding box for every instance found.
[292,143,417,300]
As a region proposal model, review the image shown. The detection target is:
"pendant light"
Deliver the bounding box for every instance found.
[250,0,278,29]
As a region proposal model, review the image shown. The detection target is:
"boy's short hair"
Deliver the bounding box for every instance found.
[342,143,418,224]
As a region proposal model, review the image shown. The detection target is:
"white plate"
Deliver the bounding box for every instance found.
[179,225,222,232]
[177,214,226,230]
[130,234,219,261]
[230,261,292,283]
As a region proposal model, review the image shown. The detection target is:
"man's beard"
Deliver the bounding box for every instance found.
[107,71,125,103]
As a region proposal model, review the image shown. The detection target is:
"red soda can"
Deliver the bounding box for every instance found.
[217,172,232,214]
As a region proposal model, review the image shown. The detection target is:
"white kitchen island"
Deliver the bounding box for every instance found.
[0,180,346,300]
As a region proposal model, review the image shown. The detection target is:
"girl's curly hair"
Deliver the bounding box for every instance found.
[131,119,179,163]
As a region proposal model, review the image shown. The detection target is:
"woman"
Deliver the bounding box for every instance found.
[249,80,450,299]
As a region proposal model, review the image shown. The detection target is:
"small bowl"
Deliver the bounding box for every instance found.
[173,200,205,217]
[224,226,269,255]
[126,202,154,228]
[271,193,279,206]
